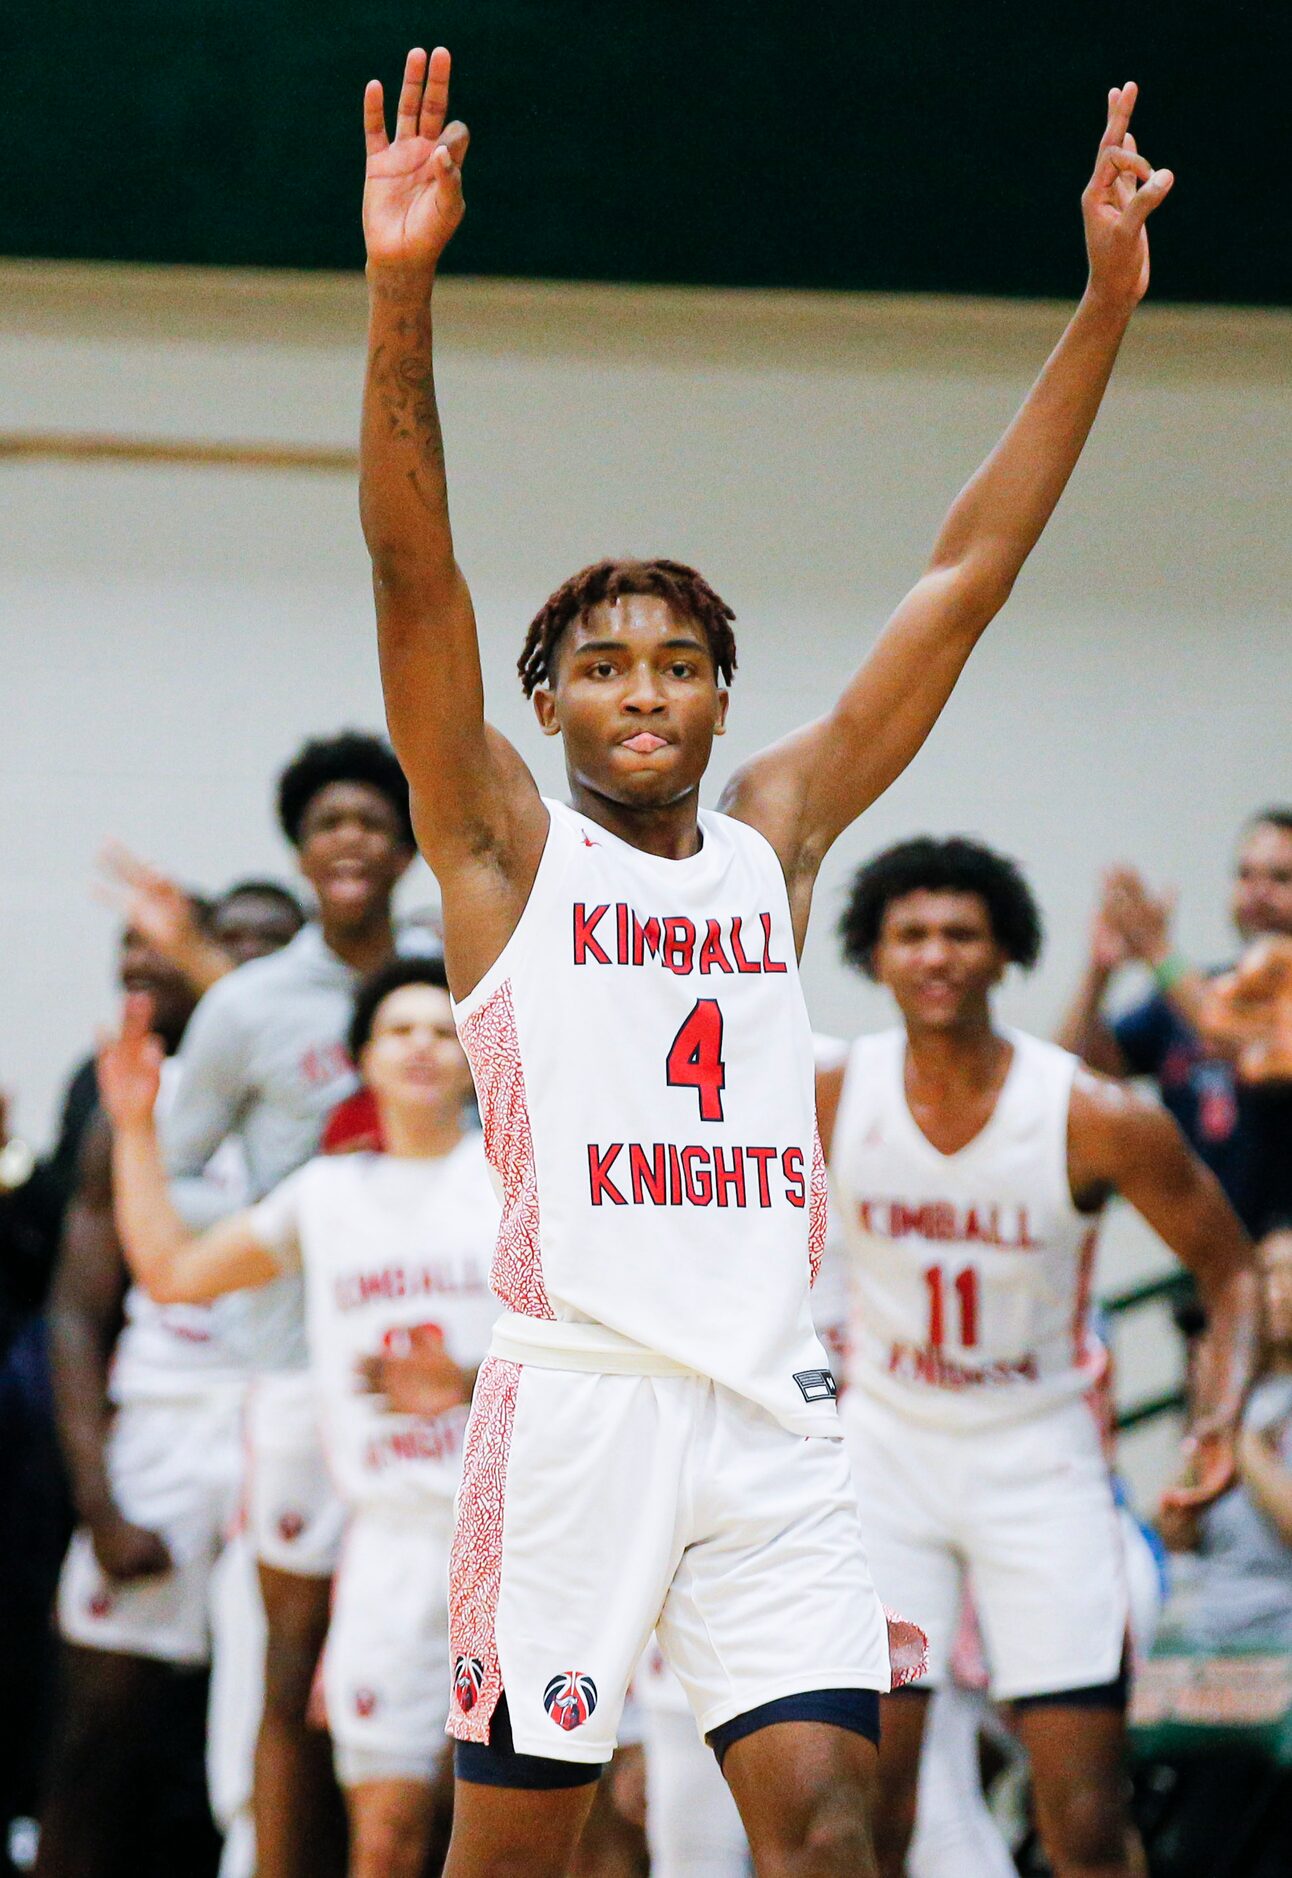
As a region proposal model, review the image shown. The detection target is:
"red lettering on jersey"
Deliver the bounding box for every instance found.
[729,917,760,973]
[616,902,630,964]
[746,1145,776,1207]
[698,919,734,974]
[758,912,788,973]
[712,1145,746,1208]
[1016,1207,1039,1251]
[629,1142,668,1205]
[573,904,611,965]
[783,1147,806,1208]
[663,917,697,975]
[587,1143,627,1205]
[667,1142,683,1206]
[681,1146,713,1206]
[632,914,663,965]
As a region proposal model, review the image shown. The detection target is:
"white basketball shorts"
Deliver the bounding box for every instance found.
[244,1369,345,1578]
[448,1359,903,1766]
[324,1499,455,1787]
[842,1386,1129,1702]
[58,1386,244,1665]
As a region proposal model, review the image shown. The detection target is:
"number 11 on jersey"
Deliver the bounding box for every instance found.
[923,1264,980,1348]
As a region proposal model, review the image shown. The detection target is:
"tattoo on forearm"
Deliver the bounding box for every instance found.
[367,319,448,517]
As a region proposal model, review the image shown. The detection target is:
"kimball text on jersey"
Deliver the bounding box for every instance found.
[572,903,789,974]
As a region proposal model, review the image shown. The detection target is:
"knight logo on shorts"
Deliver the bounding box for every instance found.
[354,1687,377,1718]
[543,1671,598,1731]
[277,1510,305,1543]
[454,1656,485,1713]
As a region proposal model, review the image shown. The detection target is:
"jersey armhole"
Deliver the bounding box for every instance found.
[449,804,573,1023]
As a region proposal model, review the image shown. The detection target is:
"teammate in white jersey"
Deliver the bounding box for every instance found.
[100,957,499,1878]
[818,837,1257,1878]
[359,44,1175,1873]
[162,731,419,1878]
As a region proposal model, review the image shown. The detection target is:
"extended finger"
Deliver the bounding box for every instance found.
[363,80,389,157]
[1114,129,1139,211]
[395,47,428,141]
[1101,78,1137,152]
[419,45,452,141]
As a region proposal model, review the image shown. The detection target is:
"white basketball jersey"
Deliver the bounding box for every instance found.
[248,1138,500,1508]
[452,798,834,1435]
[832,1028,1103,1428]
[110,1061,248,1403]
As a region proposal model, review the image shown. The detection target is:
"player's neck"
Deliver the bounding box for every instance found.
[379,1102,466,1160]
[903,1017,1009,1097]
[566,778,704,859]
[317,906,397,976]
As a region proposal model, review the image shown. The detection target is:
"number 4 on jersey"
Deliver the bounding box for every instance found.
[666,999,726,1122]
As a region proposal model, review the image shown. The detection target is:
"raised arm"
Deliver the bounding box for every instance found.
[1068,1071,1259,1509]
[726,85,1173,919]
[360,47,546,978]
[48,1113,170,1581]
[99,998,280,1304]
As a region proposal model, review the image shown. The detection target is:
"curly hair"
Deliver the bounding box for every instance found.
[276,731,414,850]
[839,836,1044,978]
[348,955,451,1062]
[517,558,737,697]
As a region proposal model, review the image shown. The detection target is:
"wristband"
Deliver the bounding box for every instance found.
[1152,952,1191,993]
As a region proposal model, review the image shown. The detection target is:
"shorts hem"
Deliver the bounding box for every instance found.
[695,1665,890,1740]
[58,1626,208,1668]
[993,1661,1126,1704]
[334,1743,443,1787]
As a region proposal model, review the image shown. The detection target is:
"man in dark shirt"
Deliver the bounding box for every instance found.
[1058,808,1292,1234]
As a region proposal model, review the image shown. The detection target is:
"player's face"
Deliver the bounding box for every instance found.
[209,892,302,966]
[872,890,1007,1029]
[297,782,413,929]
[1260,1230,1292,1351]
[533,596,728,810]
[118,927,196,1046]
[1232,822,1292,942]
[361,983,473,1118]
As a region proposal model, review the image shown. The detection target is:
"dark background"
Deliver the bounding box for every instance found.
[3,2,1288,302]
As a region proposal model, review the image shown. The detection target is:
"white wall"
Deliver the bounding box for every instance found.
[3,261,1288,1491]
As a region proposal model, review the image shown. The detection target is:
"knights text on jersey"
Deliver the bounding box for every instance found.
[451,800,834,1435]
[832,1028,1103,1428]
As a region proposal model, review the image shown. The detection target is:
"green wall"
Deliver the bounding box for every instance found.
[4,2,1287,302]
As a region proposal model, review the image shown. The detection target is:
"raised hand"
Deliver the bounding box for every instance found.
[1082,83,1173,310]
[1102,865,1177,967]
[363,46,470,273]
[95,840,200,959]
[96,993,164,1132]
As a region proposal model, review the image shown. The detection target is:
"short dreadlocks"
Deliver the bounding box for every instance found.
[517,558,738,697]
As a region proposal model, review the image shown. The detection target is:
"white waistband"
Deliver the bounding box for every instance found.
[488,1312,694,1377]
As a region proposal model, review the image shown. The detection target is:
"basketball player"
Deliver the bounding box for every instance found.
[360,45,1173,1874]
[101,957,498,1878]
[817,837,1258,1878]
[162,731,417,1878]
[37,915,253,1878]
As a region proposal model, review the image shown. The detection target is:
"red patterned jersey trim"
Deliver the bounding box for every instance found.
[458,981,554,1320]
[808,1125,828,1288]
[447,1357,521,1744]
[887,1610,930,1690]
